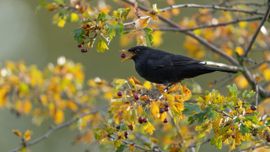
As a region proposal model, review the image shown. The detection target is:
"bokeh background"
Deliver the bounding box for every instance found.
[0,0,228,151]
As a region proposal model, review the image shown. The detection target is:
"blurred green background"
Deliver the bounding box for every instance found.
[0,0,228,151]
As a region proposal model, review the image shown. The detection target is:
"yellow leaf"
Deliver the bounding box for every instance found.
[66,101,78,112]
[23,100,32,114]
[70,13,79,22]
[238,22,247,28]
[152,31,163,47]
[135,16,151,29]
[97,40,109,53]
[234,75,248,89]
[263,69,270,81]
[24,130,32,142]
[57,18,66,28]
[235,46,244,56]
[12,129,22,137]
[54,109,64,124]
[143,122,155,135]
[143,81,152,90]
[150,102,159,118]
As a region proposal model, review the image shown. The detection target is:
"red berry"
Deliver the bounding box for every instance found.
[124,131,128,138]
[81,49,88,53]
[117,91,122,97]
[159,108,165,113]
[120,53,126,59]
[133,93,139,100]
[77,44,83,48]
[142,118,147,123]
[250,105,256,111]
[138,117,144,124]
[164,106,169,112]
[163,119,168,123]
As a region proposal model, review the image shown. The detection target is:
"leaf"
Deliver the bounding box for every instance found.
[240,124,250,134]
[183,103,200,115]
[12,129,22,138]
[96,40,109,53]
[135,16,151,29]
[70,13,79,22]
[143,122,155,135]
[150,102,159,118]
[97,12,107,22]
[143,81,152,90]
[144,28,153,46]
[24,130,32,142]
[73,28,85,43]
[116,144,126,152]
[227,84,239,96]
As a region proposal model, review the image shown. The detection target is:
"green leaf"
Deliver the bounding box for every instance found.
[97,12,107,22]
[240,124,250,134]
[113,8,131,21]
[227,84,239,97]
[73,28,85,43]
[144,28,153,46]
[116,144,126,152]
[183,103,200,115]
[97,39,109,53]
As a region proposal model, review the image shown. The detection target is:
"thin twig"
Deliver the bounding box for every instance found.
[159,4,264,15]
[255,84,259,106]
[244,3,270,57]
[125,16,262,32]
[10,111,99,152]
[109,135,151,151]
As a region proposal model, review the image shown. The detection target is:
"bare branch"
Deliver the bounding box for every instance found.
[125,16,262,32]
[159,3,264,15]
[244,4,270,57]
[10,111,99,152]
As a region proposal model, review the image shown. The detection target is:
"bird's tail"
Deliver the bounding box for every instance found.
[200,61,241,73]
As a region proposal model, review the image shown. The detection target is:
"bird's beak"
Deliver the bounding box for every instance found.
[120,50,135,62]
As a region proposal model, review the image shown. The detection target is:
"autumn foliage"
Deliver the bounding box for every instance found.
[5,0,270,152]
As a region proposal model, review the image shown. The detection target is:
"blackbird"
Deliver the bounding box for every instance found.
[121,46,238,84]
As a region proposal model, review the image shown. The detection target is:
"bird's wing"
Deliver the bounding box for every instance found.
[149,54,199,69]
[170,55,200,66]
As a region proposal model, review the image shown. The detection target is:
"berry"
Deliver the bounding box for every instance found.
[133,93,139,100]
[124,131,128,138]
[142,118,147,123]
[117,91,122,97]
[77,44,83,48]
[116,125,120,130]
[163,119,168,123]
[250,105,257,111]
[81,49,88,53]
[159,108,165,113]
[120,53,126,59]
[164,106,169,112]
[138,117,144,124]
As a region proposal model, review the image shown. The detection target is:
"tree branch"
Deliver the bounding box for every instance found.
[125,16,262,32]
[122,0,239,66]
[10,111,98,152]
[244,3,270,57]
[159,3,264,15]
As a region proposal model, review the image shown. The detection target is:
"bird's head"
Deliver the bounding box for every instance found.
[120,46,149,62]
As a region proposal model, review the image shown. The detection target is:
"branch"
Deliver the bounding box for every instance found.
[10,111,99,152]
[109,135,151,151]
[243,3,270,57]
[125,16,262,32]
[122,0,239,66]
[159,3,264,15]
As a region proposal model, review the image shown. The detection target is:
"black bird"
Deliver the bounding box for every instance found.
[121,46,239,84]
